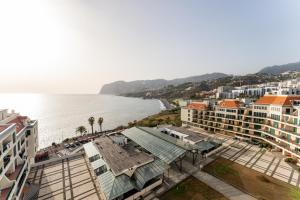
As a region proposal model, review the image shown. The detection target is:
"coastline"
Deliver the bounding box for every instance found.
[38,97,175,152]
[159,98,173,110]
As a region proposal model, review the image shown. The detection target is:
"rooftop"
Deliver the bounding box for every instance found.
[98,159,166,200]
[0,125,10,133]
[218,99,241,108]
[94,137,153,176]
[255,95,300,106]
[187,102,207,111]
[25,154,101,200]
[7,116,28,134]
[122,127,186,164]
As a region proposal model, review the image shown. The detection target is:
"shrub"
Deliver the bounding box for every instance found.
[284,157,298,165]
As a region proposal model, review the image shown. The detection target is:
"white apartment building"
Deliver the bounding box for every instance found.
[181,95,300,161]
[0,109,38,200]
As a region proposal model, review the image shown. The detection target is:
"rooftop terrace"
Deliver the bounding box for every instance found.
[25,154,101,200]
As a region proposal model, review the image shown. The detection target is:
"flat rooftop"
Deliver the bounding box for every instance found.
[165,126,207,142]
[25,154,101,200]
[94,137,153,176]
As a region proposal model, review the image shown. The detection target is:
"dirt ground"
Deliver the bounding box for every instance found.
[160,176,229,200]
[203,157,300,200]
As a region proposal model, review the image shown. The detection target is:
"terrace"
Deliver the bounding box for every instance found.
[24,154,101,200]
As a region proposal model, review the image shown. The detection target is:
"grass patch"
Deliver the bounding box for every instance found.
[211,163,239,176]
[160,176,228,200]
[203,157,300,200]
[127,108,181,127]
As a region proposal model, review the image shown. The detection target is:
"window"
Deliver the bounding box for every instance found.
[89,154,100,162]
[94,165,107,176]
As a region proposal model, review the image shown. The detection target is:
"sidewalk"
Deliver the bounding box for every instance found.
[182,160,257,200]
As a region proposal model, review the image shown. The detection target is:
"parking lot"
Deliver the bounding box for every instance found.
[215,139,300,187]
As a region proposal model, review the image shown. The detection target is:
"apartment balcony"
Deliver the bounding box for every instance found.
[16,168,28,197]
[6,162,25,181]
[0,166,3,176]
[0,182,15,200]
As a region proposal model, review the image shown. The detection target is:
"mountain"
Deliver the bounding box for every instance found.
[258,61,300,75]
[99,73,228,95]
[123,72,300,101]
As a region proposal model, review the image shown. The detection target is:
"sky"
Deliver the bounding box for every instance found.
[0,0,300,94]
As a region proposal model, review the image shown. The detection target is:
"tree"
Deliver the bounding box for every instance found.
[88,117,95,134]
[76,126,87,136]
[98,117,104,132]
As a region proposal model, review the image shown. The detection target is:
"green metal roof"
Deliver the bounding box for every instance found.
[98,171,136,200]
[196,141,215,151]
[134,159,167,190]
[122,127,186,164]
[91,158,107,170]
[136,127,216,153]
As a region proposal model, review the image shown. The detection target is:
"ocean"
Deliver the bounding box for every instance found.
[0,94,163,149]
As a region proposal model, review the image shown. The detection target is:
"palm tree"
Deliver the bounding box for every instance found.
[88,117,95,134]
[98,117,104,132]
[76,126,87,136]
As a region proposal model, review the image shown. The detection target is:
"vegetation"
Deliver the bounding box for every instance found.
[284,157,298,165]
[127,108,181,128]
[76,126,87,136]
[88,116,95,134]
[204,158,300,200]
[160,176,228,200]
[259,142,273,149]
[98,117,104,132]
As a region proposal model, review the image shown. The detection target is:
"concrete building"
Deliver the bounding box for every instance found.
[0,109,38,200]
[181,95,300,161]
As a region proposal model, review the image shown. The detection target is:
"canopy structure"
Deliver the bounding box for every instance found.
[137,127,216,153]
[134,159,167,190]
[122,127,186,164]
[98,171,136,200]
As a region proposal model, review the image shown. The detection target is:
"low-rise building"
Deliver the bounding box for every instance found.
[83,136,167,200]
[0,109,38,200]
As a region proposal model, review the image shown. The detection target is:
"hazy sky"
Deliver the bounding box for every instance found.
[1,0,300,93]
